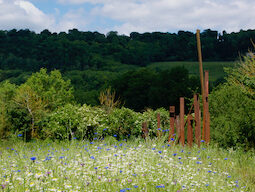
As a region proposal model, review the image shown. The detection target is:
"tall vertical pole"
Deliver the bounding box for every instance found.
[194,94,201,147]
[180,97,185,146]
[157,113,161,137]
[196,29,205,140]
[204,71,210,144]
[169,106,175,142]
[187,115,193,148]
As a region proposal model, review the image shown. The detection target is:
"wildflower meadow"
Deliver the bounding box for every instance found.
[0,137,254,191]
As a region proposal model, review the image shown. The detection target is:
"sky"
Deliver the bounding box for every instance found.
[0,0,255,35]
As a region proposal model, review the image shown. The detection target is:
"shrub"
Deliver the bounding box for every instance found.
[141,108,170,138]
[106,107,143,140]
[210,52,255,149]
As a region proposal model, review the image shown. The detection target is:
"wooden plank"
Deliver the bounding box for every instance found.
[157,113,161,137]
[194,94,201,147]
[204,71,210,144]
[196,29,205,140]
[187,115,193,147]
[169,106,175,142]
[142,122,149,139]
[180,97,185,146]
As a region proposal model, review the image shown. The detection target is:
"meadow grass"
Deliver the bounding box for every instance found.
[148,61,236,82]
[0,138,254,191]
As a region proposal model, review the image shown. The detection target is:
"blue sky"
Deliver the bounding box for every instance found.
[0,0,255,35]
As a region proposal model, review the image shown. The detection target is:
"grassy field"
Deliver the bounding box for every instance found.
[148,61,236,82]
[0,138,254,191]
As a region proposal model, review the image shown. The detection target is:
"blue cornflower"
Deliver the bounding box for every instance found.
[73,137,77,140]
[17,134,23,137]
[158,128,161,130]
[30,157,36,161]
[90,156,95,159]
[158,151,162,154]
[224,158,228,160]
[208,170,212,173]
[103,128,107,131]
[94,132,98,135]
[227,175,231,178]
[173,153,177,156]
[201,140,205,143]
[134,185,138,188]
[171,138,175,141]
[205,184,209,187]
[113,134,117,137]
[152,148,156,150]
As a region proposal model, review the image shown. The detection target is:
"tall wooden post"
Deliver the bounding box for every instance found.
[194,94,201,147]
[180,97,185,146]
[204,71,210,144]
[196,29,205,140]
[169,106,175,142]
[142,122,149,139]
[157,113,161,137]
[187,115,193,147]
[175,115,180,142]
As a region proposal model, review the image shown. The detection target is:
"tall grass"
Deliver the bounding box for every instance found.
[0,138,254,191]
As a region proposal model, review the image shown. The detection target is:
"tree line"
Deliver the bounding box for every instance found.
[0,28,255,71]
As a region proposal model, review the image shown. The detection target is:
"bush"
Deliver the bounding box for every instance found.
[141,108,170,138]
[107,107,143,140]
[42,104,109,141]
[210,52,255,149]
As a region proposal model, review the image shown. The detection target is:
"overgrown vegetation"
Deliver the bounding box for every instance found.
[210,51,255,149]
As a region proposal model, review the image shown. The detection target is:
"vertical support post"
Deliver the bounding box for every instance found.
[196,29,205,140]
[142,122,148,139]
[194,94,201,147]
[187,115,193,147]
[169,106,175,142]
[175,115,180,143]
[204,71,210,144]
[157,113,161,137]
[180,97,185,146]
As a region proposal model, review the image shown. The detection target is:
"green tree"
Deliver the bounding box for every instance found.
[25,68,74,110]
[210,53,255,148]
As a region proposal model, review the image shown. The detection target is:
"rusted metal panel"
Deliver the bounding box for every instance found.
[187,115,193,147]
[169,106,175,142]
[180,97,185,146]
[204,71,210,144]
[194,94,201,147]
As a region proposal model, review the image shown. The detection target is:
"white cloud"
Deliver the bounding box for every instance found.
[0,0,54,32]
[58,0,255,34]
[53,8,90,32]
[0,0,91,33]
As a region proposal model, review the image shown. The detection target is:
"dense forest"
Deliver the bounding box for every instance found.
[0,28,255,71]
[0,28,255,110]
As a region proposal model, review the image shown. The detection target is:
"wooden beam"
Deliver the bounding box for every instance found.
[196,29,205,140]
[180,97,185,146]
[169,106,175,142]
[194,94,201,147]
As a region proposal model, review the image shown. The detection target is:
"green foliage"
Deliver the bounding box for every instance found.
[25,68,74,110]
[42,104,108,141]
[42,104,81,140]
[107,107,143,140]
[141,108,170,138]
[112,67,199,111]
[0,81,17,138]
[210,54,255,149]
[227,53,255,99]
